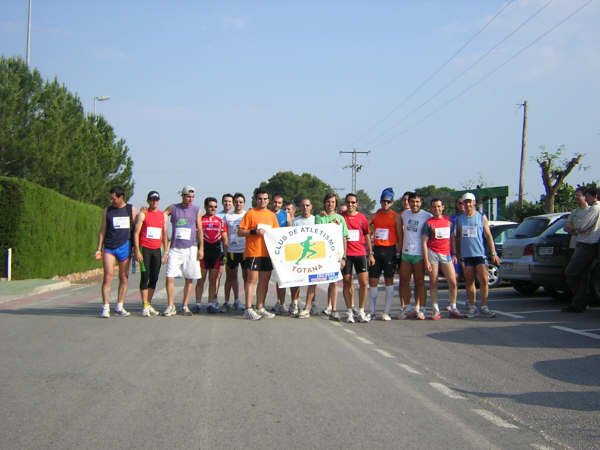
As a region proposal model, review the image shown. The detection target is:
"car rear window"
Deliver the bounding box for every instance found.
[513,218,549,238]
[539,217,569,237]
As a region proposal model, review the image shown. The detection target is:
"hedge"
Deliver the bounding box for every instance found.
[0,177,102,279]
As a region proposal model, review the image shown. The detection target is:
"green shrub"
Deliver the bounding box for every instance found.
[0,177,102,279]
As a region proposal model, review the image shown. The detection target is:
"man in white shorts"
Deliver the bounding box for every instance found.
[163,185,204,316]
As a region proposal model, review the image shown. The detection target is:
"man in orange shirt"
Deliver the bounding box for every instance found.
[238,189,280,320]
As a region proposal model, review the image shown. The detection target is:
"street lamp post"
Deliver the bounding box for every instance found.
[93,96,110,115]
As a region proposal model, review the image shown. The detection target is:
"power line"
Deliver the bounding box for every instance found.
[375,0,594,148]
[366,0,554,148]
[351,0,516,147]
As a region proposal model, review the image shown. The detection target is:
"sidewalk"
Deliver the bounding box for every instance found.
[0,279,71,303]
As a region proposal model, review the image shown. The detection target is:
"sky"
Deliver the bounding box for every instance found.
[2,0,599,210]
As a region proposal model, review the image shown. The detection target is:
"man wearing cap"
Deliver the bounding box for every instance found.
[96,186,137,318]
[368,188,399,321]
[133,191,168,317]
[453,193,500,318]
[238,189,280,320]
[162,185,204,317]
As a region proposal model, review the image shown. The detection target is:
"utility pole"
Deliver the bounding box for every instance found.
[26,0,32,66]
[518,100,528,206]
[340,149,371,193]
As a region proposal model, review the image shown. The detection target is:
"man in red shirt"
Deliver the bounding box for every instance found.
[341,193,374,323]
[421,198,462,319]
[195,197,228,313]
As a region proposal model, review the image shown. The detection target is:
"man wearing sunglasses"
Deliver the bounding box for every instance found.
[368,188,399,321]
[133,190,168,317]
[238,189,280,320]
[195,197,228,314]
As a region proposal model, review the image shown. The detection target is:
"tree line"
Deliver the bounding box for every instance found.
[0,57,133,207]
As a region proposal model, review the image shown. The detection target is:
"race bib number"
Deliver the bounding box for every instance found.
[462,226,477,238]
[175,227,192,240]
[434,227,450,240]
[257,223,272,231]
[348,229,360,242]
[112,216,130,229]
[375,228,389,240]
[146,226,161,240]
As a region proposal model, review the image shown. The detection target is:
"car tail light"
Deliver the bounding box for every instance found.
[523,244,533,256]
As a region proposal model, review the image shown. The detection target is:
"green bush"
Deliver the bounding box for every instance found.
[0,177,102,279]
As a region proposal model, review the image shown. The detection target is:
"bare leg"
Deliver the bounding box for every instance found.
[328,283,338,311]
[101,252,116,305]
[208,268,219,300]
[439,263,457,307]
[476,264,489,306]
[413,260,426,309]
[429,263,440,308]
[195,267,208,302]
[343,274,354,309]
[463,266,476,306]
[166,277,175,307]
[116,258,130,304]
[303,285,316,310]
[256,271,272,310]
[182,279,194,306]
[400,260,413,307]
[245,270,258,309]
[357,271,369,310]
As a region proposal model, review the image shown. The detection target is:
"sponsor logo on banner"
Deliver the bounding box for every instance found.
[263,223,344,288]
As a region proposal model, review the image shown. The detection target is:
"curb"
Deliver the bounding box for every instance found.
[31,280,71,295]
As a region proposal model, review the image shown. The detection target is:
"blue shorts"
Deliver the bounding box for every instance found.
[104,241,131,262]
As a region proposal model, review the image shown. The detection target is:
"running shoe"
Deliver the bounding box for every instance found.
[320,306,332,318]
[381,313,392,321]
[479,306,496,318]
[289,301,299,316]
[416,310,426,320]
[298,309,310,319]
[219,302,231,313]
[194,303,203,314]
[273,303,286,315]
[429,311,441,320]
[232,300,242,311]
[182,305,193,316]
[445,304,452,311]
[148,305,160,316]
[100,306,110,318]
[257,307,276,319]
[206,302,219,314]
[357,310,370,323]
[466,305,478,318]
[142,306,152,317]
[449,308,465,319]
[329,311,341,321]
[114,306,131,317]
[243,308,261,321]
[162,305,176,317]
[345,310,355,323]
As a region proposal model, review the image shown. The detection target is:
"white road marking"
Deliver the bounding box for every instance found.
[330,321,342,327]
[355,336,374,345]
[581,328,600,332]
[396,362,422,375]
[429,382,466,400]
[343,328,356,335]
[473,409,519,429]
[508,309,561,314]
[375,348,395,359]
[552,326,600,341]
[494,311,525,319]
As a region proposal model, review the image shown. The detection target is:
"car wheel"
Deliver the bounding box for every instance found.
[511,281,540,295]
[487,264,501,288]
[543,285,571,301]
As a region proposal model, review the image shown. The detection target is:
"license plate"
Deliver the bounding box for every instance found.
[538,247,554,256]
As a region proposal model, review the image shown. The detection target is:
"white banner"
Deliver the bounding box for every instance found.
[264,223,344,288]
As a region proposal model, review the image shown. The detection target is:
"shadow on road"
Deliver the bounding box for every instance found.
[427,324,600,349]
[534,355,600,386]
[454,387,600,411]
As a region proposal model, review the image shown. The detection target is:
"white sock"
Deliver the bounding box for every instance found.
[102,304,109,310]
[385,286,394,314]
[414,303,420,312]
[369,287,378,314]
[116,302,124,311]
[433,304,439,313]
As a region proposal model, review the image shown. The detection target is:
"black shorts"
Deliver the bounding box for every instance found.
[226,252,244,269]
[369,246,396,279]
[201,242,222,270]
[342,255,368,276]
[243,256,273,272]
[462,256,486,267]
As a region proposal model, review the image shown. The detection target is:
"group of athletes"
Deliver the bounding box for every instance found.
[96,185,501,321]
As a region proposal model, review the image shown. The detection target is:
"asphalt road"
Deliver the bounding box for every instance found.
[1,275,599,450]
